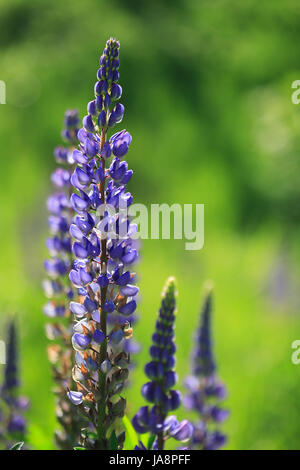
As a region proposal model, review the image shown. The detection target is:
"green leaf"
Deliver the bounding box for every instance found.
[109,430,118,450]
[140,432,150,447]
[10,442,24,450]
[74,446,86,450]
[122,415,139,450]
[147,434,156,450]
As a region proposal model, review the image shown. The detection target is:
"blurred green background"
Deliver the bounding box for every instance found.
[1,0,300,450]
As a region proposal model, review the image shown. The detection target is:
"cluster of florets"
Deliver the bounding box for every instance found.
[65,39,139,449]
[0,322,29,449]
[39,37,230,452]
[44,109,80,313]
[183,292,228,450]
[184,375,228,449]
[132,278,193,449]
[43,109,85,449]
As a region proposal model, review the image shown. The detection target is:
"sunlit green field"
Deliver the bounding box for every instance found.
[1,0,300,450]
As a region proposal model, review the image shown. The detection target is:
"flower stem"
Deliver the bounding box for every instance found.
[97,128,109,449]
[157,431,165,451]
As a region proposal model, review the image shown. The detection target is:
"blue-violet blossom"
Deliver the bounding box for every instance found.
[67,38,138,450]
[183,290,229,450]
[44,110,84,449]
[132,278,193,450]
[0,322,29,449]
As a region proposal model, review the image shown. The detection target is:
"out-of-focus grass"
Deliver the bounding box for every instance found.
[1,0,300,450]
[2,227,300,449]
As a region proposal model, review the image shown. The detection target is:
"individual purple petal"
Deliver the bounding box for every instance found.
[97,274,109,287]
[115,271,131,286]
[111,83,122,100]
[73,241,89,259]
[71,193,90,213]
[70,223,84,241]
[165,371,177,389]
[101,141,112,158]
[98,110,107,128]
[104,300,115,313]
[110,329,124,344]
[210,406,229,423]
[67,391,83,405]
[94,166,105,183]
[87,100,97,116]
[169,389,181,411]
[69,269,81,287]
[112,130,131,157]
[93,329,105,344]
[70,302,87,318]
[141,382,156,403]
[78,267,93,285]
[120,284,139,296]
[51,168,70,188]
[83,114,95,132]
[75,213,95,234]
[170,420,194,442]
[132,415,148,434]
[54,146,69,163]
[84,137,99,157]
[84,296,97,313]
[72,333,91,350]
[73,149,88,164]
[118,300,137,315]
[121,249,138,265]
[7,415,26,433]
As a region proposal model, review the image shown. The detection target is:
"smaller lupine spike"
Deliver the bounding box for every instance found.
[0,321,29,449]
[183,286,229,450]
[44,109,86,449]
[192,292,215,377]
[132,278,193,450]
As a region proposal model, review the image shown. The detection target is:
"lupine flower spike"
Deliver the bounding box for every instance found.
[43,110,84,449]
[0,321,29,449]
[183,287,229,450]
[67,38,139,450]
[132,278,193,450]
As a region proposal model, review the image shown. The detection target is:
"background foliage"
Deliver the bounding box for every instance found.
[1,0,300,449]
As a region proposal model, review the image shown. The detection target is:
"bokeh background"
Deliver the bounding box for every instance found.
[1,0,300,450]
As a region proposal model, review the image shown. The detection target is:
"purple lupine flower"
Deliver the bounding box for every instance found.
[43,110,86,450]
[68,38,139,450]
[107,310,141,381]
[0,322,29,449]
[132,278,193,450]
[183,290,229,450]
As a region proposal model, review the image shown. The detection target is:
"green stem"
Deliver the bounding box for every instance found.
[157,431,165,451]
[97,128,109,449]
[157,404,166,450]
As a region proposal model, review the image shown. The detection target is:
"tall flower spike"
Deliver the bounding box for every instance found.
[193,290,215,377]
[183,287,229,450]
[43,109,85,449]
[132,278,193,450]
[0,321,29,449]
[68,38,139,450]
